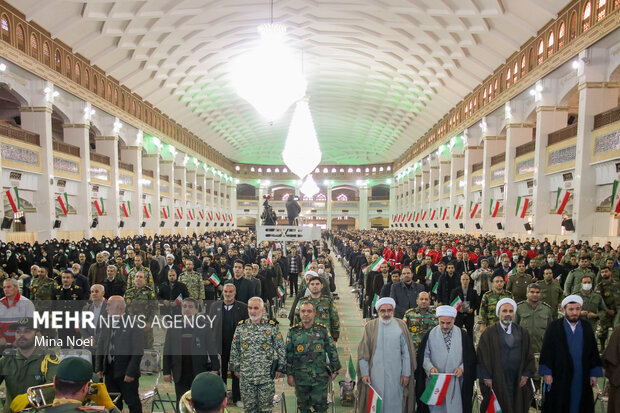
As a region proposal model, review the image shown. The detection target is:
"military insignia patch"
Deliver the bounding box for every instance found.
[297,345,304,352]
[242,342,249,349]
[262,343,268,350]
[315,344,322,351]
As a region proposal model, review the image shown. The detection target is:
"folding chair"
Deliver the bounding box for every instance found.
[140,349,175,413]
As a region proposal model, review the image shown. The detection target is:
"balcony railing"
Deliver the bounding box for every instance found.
[0,124,40,146]
[594,106,620,129]
[548,124,578,146]
[142,169,154,178]
[118,161,134,172]
[472,162,483,173]
[490,153,505,166]
[515,140,536,157]
[53,140,80,157]
[90,152,110,165]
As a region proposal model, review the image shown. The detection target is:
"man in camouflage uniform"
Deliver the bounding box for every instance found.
[126,255,153,289]
[404,291,437,348]
[596,258,620,284]
[564,256,596,295]
[230,297,286,413]
[506,261,532,303]
[576,274,607,332]
[286,301,340,413]
[0,318,59,413]
[479,274,513,329]
[515,284,553,354]
[537,268,564,317]
[31,267,57,301]
[179,258,205,305]
[124,271,158,348]
[595,266,620,348]
[292,276,340,340]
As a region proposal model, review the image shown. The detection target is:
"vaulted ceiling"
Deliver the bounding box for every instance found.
[14,0,568,164]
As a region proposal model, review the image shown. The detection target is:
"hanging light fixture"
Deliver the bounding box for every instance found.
[299,174,320,197]
[282,98,321,179]
[231,4,306,121]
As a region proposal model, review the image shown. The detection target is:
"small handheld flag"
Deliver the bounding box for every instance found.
[175,294,183,306]
[208,273,221,286]
[420,373,453,406]
[277,286,285,298]
[345,354,356,382]
[450,296,463,311]
[367,385,382,413]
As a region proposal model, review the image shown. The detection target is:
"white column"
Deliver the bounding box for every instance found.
[186,170,197,233]
[327,183,334,229]
[142,153,161,233]
[196,171,206,230]
[230,183,237,228]
[20,105,55,240]
[449,155,464,232]
[174,165,187,235]
[95,136,121,237]
[257,183,267,226]
[464,145,483,233]
[504,125,534,235]
[481,136,506,233]
[63,123,92,239]
[359,185,369,230]
[159,160,174,231]
[120,146,142,233]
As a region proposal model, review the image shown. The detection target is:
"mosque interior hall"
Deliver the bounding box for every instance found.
[0,0,615,243]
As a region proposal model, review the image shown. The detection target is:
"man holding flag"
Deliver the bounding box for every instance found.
[356,297,416,413]
[415,305,476,413]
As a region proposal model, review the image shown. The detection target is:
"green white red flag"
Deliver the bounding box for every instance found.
[455,205,462,220]
[5,187,20,213]
[515,197,529,218]
[94,199,104,216]
[611,180,620,214]
[422,210,427,220]
[188,209,194,220]
[450,296,462,311]
[162,206,168,219]
[143,205,150,219]
[175,294,183,306]
[415,211,420,221]
[177,208,183,219]
[367,386,382,413]
[431,282,439,293]
[208,273,221,286]
[371,294,379,308]
[369,257,386,272]
[441,208,447,220]
[555,188,570,214]
[490,199,500,217]
[488,390,503,412]
[420,373,453,406]
[470,203,479,219]
[207,212,213,221]
[266,247,273,264]
[198,210,204,220]
[345,354,356,382]
[57,193,68,215]
[277,286,285,298]
[122,202,129,218]
[430,209,436,220]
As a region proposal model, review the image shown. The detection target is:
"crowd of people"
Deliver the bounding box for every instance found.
[331,229,620,413]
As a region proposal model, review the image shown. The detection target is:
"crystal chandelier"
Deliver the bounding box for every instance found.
[232,23,307,120]
[299,174,320,197]
[282,98,322,179]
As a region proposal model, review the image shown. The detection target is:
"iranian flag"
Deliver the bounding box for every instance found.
[226,270,232,280]
[122,202,129,218]
[369,257,387,272]
[431,282,439,294]
[188,209,194,220]
[228,213,233,221]
[611,180,620,214]
[450,296,463,311]
[455,205,462,220]
[371,294,379,308]
[420,374,453,406]
[470,203,479,219]
[277,286,285,298]
[367,385,382,413]
[408,212,413,222]
[5,187,20,213]
[223,213,227,222]
[345,354,356,382]
[490,199,500,217]
[94,199,104,216]
[415,211,420,222]
[198,210,204,220]
[430,209,436,220]
[143,205,150,219]
[488,390,503,413]
[555,188,571,215]
[515,196,529,218]
[215,212,220,221]
[124,264,130,276]
[57,193,68,215]
[162,206,169,219]
[207,212,213,221]
[266,247,273,264]
[176,208,183,219]
[441,208,447,220]
[175,294,183,306]
[208,273,221,286]
[422,210,427,220]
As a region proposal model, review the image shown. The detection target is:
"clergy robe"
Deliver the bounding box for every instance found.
[356,317,417,413]
[603,325,620,413]
[539,318,603,413]
[415,326,476,413]
[477,323,535,413]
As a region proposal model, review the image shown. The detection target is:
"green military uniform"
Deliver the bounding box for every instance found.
[293,295,340,340]
[179,270,205,300]
[595,267,620,285]
[515,301,553,353]
[537,279,564,317]
[31,277,58,300]
[592,256,606,272]
[114,263,128,283]
[595,277,620,346]
[577,290,607,331]
[506,272,532,303]
[404,306,438,348]
[126,266,153,289]
[0,348,60,413]
[229,319,286,413]
[564,268,596,295]
[124,285,158,348]
[480,290,513,326]
[41,400,119,413]
[285,322,341,413]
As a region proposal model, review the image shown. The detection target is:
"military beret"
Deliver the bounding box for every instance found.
[56,357,93,382]
[191,372,226,406]
[9,317,37,331]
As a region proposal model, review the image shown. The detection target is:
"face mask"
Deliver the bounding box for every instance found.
[513,256,519,262]
[582,283,592,291]
[447,251,452,256]
[318,269,324,275]
[531,247,535,251]
[547,258,554,264]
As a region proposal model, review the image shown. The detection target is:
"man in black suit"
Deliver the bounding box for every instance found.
[95,296,144,413]
[223,260,254,304]
[157,268,190,316]
[81,284,107,359]
[163,298,220,406]
[209,283,248,406]
[102,265,126,299]
[158,254,181,288]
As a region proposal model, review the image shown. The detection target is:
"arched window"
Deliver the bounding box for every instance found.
[583,2,592,32]
[93,74,98,94]
[597,0,607,20]
[29,33,38,59]
[54,49,61,72]
[506,68,511,88]
[483,88,488,103]
[99,79,104,97]
[488,84,493,101]
[336,194,348,201]
[529,47,535,70]
[513,62,519,83]
[113,88,118,104]
[316,193,326,201]
[281,194,289,201]
[521,55,526,74]
[65,56,71,78]
[42,41,50,66]
[107,84,111,100]
[1,15,9,43]
[15,24,24,52]
[136,104,140,119]
[569,12,578,40]
[131,100,136,114]
[84,68,89,88]
[558,22,566,49]
[537,40,544,64]
[494,78,498,95]
[74,63,80,83]
[547,31,555,57]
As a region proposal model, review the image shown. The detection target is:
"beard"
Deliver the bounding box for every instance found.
[249,314,262,322]
[380,316,393,325]
[500,315,513,326]
[15,336,35,350]
[566,313,580,323]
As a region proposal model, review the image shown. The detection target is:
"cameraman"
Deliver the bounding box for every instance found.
[286,195,301,225]
[261,196,277,226]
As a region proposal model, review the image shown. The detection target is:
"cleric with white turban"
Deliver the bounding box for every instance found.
[436,305,457,318]
[561,294,583,309]
[375,296,396,311]
[495,297,517,317]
